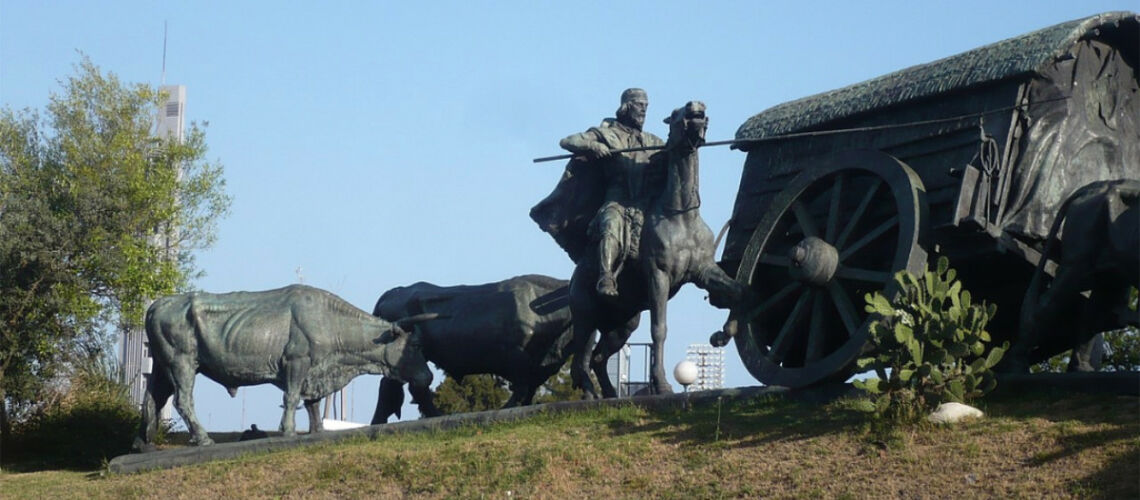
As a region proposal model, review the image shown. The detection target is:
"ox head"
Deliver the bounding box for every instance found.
[373,313,438,388]
[663,100,707,153]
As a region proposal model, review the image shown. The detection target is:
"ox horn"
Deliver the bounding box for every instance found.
[395,312,443,331]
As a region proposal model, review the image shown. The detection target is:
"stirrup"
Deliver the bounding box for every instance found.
[596,275,618,297]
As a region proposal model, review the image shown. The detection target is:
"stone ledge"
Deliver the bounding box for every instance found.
[108,385,782,475]
[107,372,1138,475]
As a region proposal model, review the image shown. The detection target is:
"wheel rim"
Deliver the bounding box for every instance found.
[733,150,927,388]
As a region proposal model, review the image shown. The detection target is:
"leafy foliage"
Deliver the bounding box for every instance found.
[534,363,585,404]
[1102,327,1140,371]
[5,355,138,468]
[0,55,230,462]
[854,257,1007,421]
[1032,287,1139,373]
[432,374,509,414]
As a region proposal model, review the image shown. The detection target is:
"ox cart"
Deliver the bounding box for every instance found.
[717,12,1139,388]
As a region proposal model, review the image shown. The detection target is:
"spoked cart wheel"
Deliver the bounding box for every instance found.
[733,150,928,388]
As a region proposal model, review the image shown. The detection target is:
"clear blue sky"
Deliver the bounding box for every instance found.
[2,1,1132,431]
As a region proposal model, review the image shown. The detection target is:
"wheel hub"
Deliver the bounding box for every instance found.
[788,236,838,287]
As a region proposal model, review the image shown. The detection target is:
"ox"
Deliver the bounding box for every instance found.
[370,274,638,423]
[1013,179,1139,371]
[135,285,434,448]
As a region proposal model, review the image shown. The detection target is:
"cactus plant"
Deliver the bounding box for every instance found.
[854,256,1007,420]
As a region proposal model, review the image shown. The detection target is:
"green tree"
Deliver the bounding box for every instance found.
[0,56,230,466]
[432,374,509,414]
[534,363,585,404]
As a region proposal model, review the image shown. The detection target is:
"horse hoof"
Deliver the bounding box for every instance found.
[709,331,729,347]
[193,436,215,446]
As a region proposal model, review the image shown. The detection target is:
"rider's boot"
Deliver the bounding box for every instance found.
[596,235,620,297]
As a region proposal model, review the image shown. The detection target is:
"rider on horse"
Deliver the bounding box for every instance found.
[543,88,664,298]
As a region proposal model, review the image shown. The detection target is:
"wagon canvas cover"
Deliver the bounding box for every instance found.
[731,11,1138,243]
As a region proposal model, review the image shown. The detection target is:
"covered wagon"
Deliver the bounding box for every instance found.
[718,12,1139,387]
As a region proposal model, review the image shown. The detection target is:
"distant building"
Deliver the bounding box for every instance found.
[605,344,632,397]
[121,85,185,417]
[685,343,725,391]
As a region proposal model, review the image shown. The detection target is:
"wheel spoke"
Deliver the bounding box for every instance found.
[742,281,801,323]
[833,265,891,285]
[791,201,820,239]
[825,174,844,243]
[757,254,791,268]
[827,281,861,336]
[769,290,811,363]
[839,214,898,261]
[835,177,883,249]
[804,292,827,362]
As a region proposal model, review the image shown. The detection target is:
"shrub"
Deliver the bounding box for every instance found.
[432,374,509,414]
[7,356,137,468]
[854,257,1007,422]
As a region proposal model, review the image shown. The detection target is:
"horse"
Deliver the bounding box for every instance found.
[566,101,750,398]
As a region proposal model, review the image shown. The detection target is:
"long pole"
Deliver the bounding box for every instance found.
[531,96,1071,164]
[531,139,739,164]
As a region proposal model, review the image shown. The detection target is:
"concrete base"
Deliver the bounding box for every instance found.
[109,385,784,475]
[107,372,1138,475]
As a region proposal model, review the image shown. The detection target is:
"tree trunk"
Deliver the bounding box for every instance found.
[0,385,7,472]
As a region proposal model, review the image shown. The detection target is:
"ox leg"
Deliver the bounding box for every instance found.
[517,384,540,406]
[279,359,308,437]
[168,361,213,446]
[504,382,529,408]
[409,383,442,418]
[372,377,405,425]
[647,269,674,395]
[1069,284,1125,372]
[134,370,174,451]
[1069,333,1106,372]
[305,399,323,433]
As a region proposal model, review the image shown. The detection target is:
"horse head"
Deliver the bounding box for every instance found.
[663,101,707,153]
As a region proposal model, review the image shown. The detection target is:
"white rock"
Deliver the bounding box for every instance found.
[928,402,984,424]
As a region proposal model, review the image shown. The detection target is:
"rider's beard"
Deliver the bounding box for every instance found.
[621,110,645,131]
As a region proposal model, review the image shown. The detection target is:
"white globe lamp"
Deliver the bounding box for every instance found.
[674,360,698,392]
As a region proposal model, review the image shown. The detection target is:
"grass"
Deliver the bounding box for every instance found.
[0,391,1136,499]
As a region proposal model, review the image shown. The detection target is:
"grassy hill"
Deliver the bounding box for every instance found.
[1,390,1136,499]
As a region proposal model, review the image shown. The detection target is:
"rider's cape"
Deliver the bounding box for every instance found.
[530,156,605,264]
[531,119,665,263]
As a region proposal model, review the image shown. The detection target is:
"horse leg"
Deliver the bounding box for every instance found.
[696,262,749,309]
[647,268,674,395]
[568,278,601,399]
[695,263,752,347]
[576,325,601,399]
[591,316,639,398]
[590,331,622,398]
